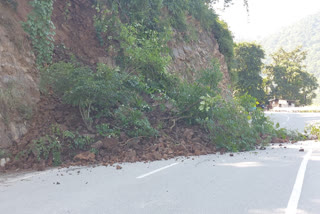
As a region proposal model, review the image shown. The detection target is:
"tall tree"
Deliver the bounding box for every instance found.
[264,47,318,105]
[233,42,265,101]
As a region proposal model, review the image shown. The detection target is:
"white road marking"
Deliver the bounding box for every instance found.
[136,162,179,179]
[285,149,313,214]
[0,171,50,185]
[283,115,290,125]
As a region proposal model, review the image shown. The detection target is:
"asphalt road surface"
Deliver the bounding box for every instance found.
[265,112,320,133]
[1,141,320,214]
[1,112,320,214]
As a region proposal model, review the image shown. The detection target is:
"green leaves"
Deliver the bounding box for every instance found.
[199,94,220,112]
[197,96,257,152]
[30,124,95,166]
[115,106,158,138]
[264,47,318,105]
[22,0,55,67]
[233,42,265,102]
[305,122,320,139]
[45,62,138,130]
[92,0,235,74]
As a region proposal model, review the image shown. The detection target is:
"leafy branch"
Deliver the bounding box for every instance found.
[22,0,55,67]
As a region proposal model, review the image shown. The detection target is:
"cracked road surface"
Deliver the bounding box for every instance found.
[1,141,320,214]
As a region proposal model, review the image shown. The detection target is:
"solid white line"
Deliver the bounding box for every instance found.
[285,149,313,214]
[136,162,179,179]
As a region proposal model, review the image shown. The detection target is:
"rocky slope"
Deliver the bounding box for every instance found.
[169,27,231,96]
[0,1,39,150]
[0,0,232,166]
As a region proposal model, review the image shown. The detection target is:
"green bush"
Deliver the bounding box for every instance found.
[118,22,172,89]
[212,19,234,69]
[96,123,120,138]
[163,0,188,31]
[22,0,55,66]
[168,59,222,123]
[305,122,320,139]
[44,62,136,129]
[28,124,94,166]
[196,93,305,152]
[92,0,235,72]
[45,61,158,138]
[187,0,217,30]
[100,0,163,31]
[198,95,258,151]
[115,106,157,138]
[187,0,234,68]
[31,135,62,166]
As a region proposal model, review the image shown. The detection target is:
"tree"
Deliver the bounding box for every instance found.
[233,42,265,101]
[264,47,318,105]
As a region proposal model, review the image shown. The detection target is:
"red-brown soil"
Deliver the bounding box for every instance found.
[4,92,218,172]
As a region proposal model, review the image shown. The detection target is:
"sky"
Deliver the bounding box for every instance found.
[212,0,320,41]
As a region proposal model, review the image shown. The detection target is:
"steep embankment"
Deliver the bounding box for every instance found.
[1,0,250,171]
[0,1,230,146]
[0,1,39,150]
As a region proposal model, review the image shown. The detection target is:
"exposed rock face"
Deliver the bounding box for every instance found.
[168,24,232,97]
[0,3,39,149]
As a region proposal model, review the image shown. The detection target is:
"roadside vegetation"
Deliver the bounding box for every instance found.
[234,43,318,106]
[305,122,320,139]
[11,0,308,168]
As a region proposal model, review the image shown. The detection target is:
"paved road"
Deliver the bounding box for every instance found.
[265,112,320,132]
[1,141,320,214]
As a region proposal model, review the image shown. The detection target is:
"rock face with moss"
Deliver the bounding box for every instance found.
[0,1,39,150]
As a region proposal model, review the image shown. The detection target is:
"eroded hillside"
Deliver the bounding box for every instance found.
[0,1,39,150]
[0,0,291,171]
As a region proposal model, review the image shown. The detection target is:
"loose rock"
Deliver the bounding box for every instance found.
[74,152,96,162]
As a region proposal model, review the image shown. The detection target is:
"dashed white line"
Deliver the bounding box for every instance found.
[136,162,179,179]
[285,149,313,214]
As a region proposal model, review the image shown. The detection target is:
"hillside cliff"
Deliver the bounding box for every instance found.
[0,0,232,151]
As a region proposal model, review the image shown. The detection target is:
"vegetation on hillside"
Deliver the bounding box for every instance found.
[21,0,55,66]
[233,43,318,106]
[262,11,320,78]
[13,0,306,167]
[92,0,235,69]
